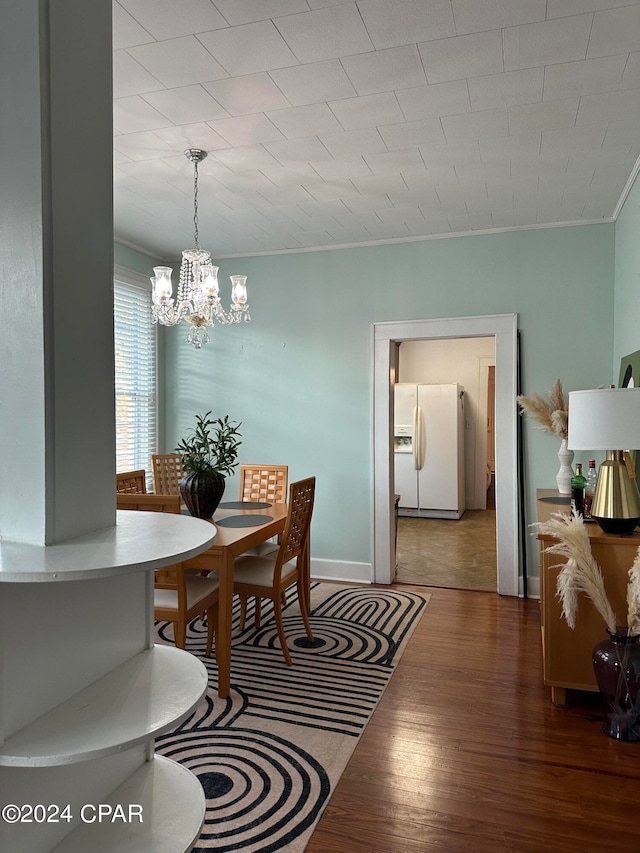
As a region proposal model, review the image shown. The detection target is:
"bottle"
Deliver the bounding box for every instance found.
[584,460,597,519]
[571,463,586,517]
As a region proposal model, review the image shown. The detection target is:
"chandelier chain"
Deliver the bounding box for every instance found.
[193,159,200,251]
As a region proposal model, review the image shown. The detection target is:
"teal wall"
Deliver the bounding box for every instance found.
[160,223,615,580]
[613,172,640,372]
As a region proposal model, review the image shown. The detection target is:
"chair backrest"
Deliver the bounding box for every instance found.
[152,453,184,495]
[239,464,288,504]
[279,477,316,566]
[116,493,181,513]
[116,469,147,494]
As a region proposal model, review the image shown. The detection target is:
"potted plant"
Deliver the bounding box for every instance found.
[176,412,242,519]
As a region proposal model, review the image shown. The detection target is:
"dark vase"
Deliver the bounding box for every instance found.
[592,627,640,741]
[179,471,225,519]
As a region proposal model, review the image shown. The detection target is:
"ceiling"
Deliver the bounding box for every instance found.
[113,0,640,261]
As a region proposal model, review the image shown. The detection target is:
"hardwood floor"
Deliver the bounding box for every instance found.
[306,586,640,852]
[396,510,496,592]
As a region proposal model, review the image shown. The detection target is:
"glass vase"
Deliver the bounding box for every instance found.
[592,627,640,741]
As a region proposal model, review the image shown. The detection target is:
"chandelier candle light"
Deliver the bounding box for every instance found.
[151,149,250,349]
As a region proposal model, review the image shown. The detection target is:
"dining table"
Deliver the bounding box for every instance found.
[182,500,290,698]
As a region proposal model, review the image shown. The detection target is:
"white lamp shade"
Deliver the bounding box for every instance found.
[568,388,640,450]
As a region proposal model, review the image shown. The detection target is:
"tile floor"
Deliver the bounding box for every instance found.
[395,509,497,592]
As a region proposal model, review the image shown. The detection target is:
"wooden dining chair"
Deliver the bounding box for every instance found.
[116,469,147,494]
[117,492,218,654]
[233,477,315,666]
[152,453,184,495]
[239,464,288,504]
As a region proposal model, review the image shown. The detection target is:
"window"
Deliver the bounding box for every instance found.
[114,273,157,484]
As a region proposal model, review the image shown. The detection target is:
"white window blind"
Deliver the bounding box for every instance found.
[114,277,157,484]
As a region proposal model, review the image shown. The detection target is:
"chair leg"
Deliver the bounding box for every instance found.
[239,594,248,630]
[174,620,186,649]
[205,606,216,657]
[272,594,292,666]
[254,596,262,628]
[297,577,313,642]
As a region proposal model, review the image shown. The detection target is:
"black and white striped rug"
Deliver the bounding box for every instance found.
[155,583,429,852]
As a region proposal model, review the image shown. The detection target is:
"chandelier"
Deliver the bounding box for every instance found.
[151,148,250,349]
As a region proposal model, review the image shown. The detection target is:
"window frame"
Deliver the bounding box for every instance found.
[113,265,158,488]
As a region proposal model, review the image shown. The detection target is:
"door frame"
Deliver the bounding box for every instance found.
[373,313,520,596]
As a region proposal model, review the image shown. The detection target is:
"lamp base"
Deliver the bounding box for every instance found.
[591,451,640,536]
[593,516,640,535]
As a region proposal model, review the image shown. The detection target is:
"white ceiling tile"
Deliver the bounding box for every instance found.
[273,5,374,62]
[509,153,569,178]
[452,0,546,34]
[112,2,154,50]
[142,85,229,124]
[269,60,356,106]
[441,109,509,142]
[319,128,387,158]
[328,93,405,130]
[117,159,184,182]
[213,0,309,25]
[128,36,229,87]
[260,164,321,186]
[541,123,607,155]
[154,123,231,153]
[479,131,541,160]
[113,131,176,160]
[203,73,291,115]
[264,136,333,164]
[378,118,447,150]
[358,0,456,49]
[504,15,592,71]
[214,170,277,193]
[418,140,482,165]
[351,173,408,194]
[543,55,627,100]
[303,176,362,197]
[341,46,427,95]
[602,117,640,149]
[209,113,285,146]
[387,188,440,207]
[198,21,298,75]
[404,162,458,185]
[266,103,343,138]
[576,88,640,124]
[343,193,393,212]
[212,144,282,171]
[419,30,503,84]
[113,50,161,98]
[117,0,227,40]
[547,0,640,18]
[508,98,579,134]
[587,5,640,57]
[364,149,426,175]
[621,52,640,89]
[309,157,372,179]
[113,96,172,133]
[396,80,471,121]
[468,68,543,111]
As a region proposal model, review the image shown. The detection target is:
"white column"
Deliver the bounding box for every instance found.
[0,0,115,545]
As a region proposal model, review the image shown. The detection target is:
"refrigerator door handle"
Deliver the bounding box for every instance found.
[413,406,425,470]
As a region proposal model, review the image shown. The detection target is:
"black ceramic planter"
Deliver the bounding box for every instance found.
[180,471,225,519]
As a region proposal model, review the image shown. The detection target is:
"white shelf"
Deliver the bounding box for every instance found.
[0,511,217,582]
[0,645,207,767]
[51,755,205,853]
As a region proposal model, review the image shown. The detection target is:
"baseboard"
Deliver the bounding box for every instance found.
[525,577,540,599]
[311,558,372,584]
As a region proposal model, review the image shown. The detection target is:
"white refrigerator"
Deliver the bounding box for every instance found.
[394,383,465,519]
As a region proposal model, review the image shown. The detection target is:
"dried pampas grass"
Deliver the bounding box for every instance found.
[536,511,616,632]
[517,379,568,439]
[627,552,640,635]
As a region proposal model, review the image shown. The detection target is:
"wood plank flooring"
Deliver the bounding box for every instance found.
[396,511,496,592]
[305,586,639,853]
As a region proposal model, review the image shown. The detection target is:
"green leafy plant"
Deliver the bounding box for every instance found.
[176,412,242,477]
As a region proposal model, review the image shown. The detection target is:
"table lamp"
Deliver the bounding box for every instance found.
[568,388,640,534]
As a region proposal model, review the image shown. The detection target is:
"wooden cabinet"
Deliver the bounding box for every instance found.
[537,489,640,706]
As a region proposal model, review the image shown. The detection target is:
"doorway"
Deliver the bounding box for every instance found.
[373,314,520,597]
[393,337,497,591]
